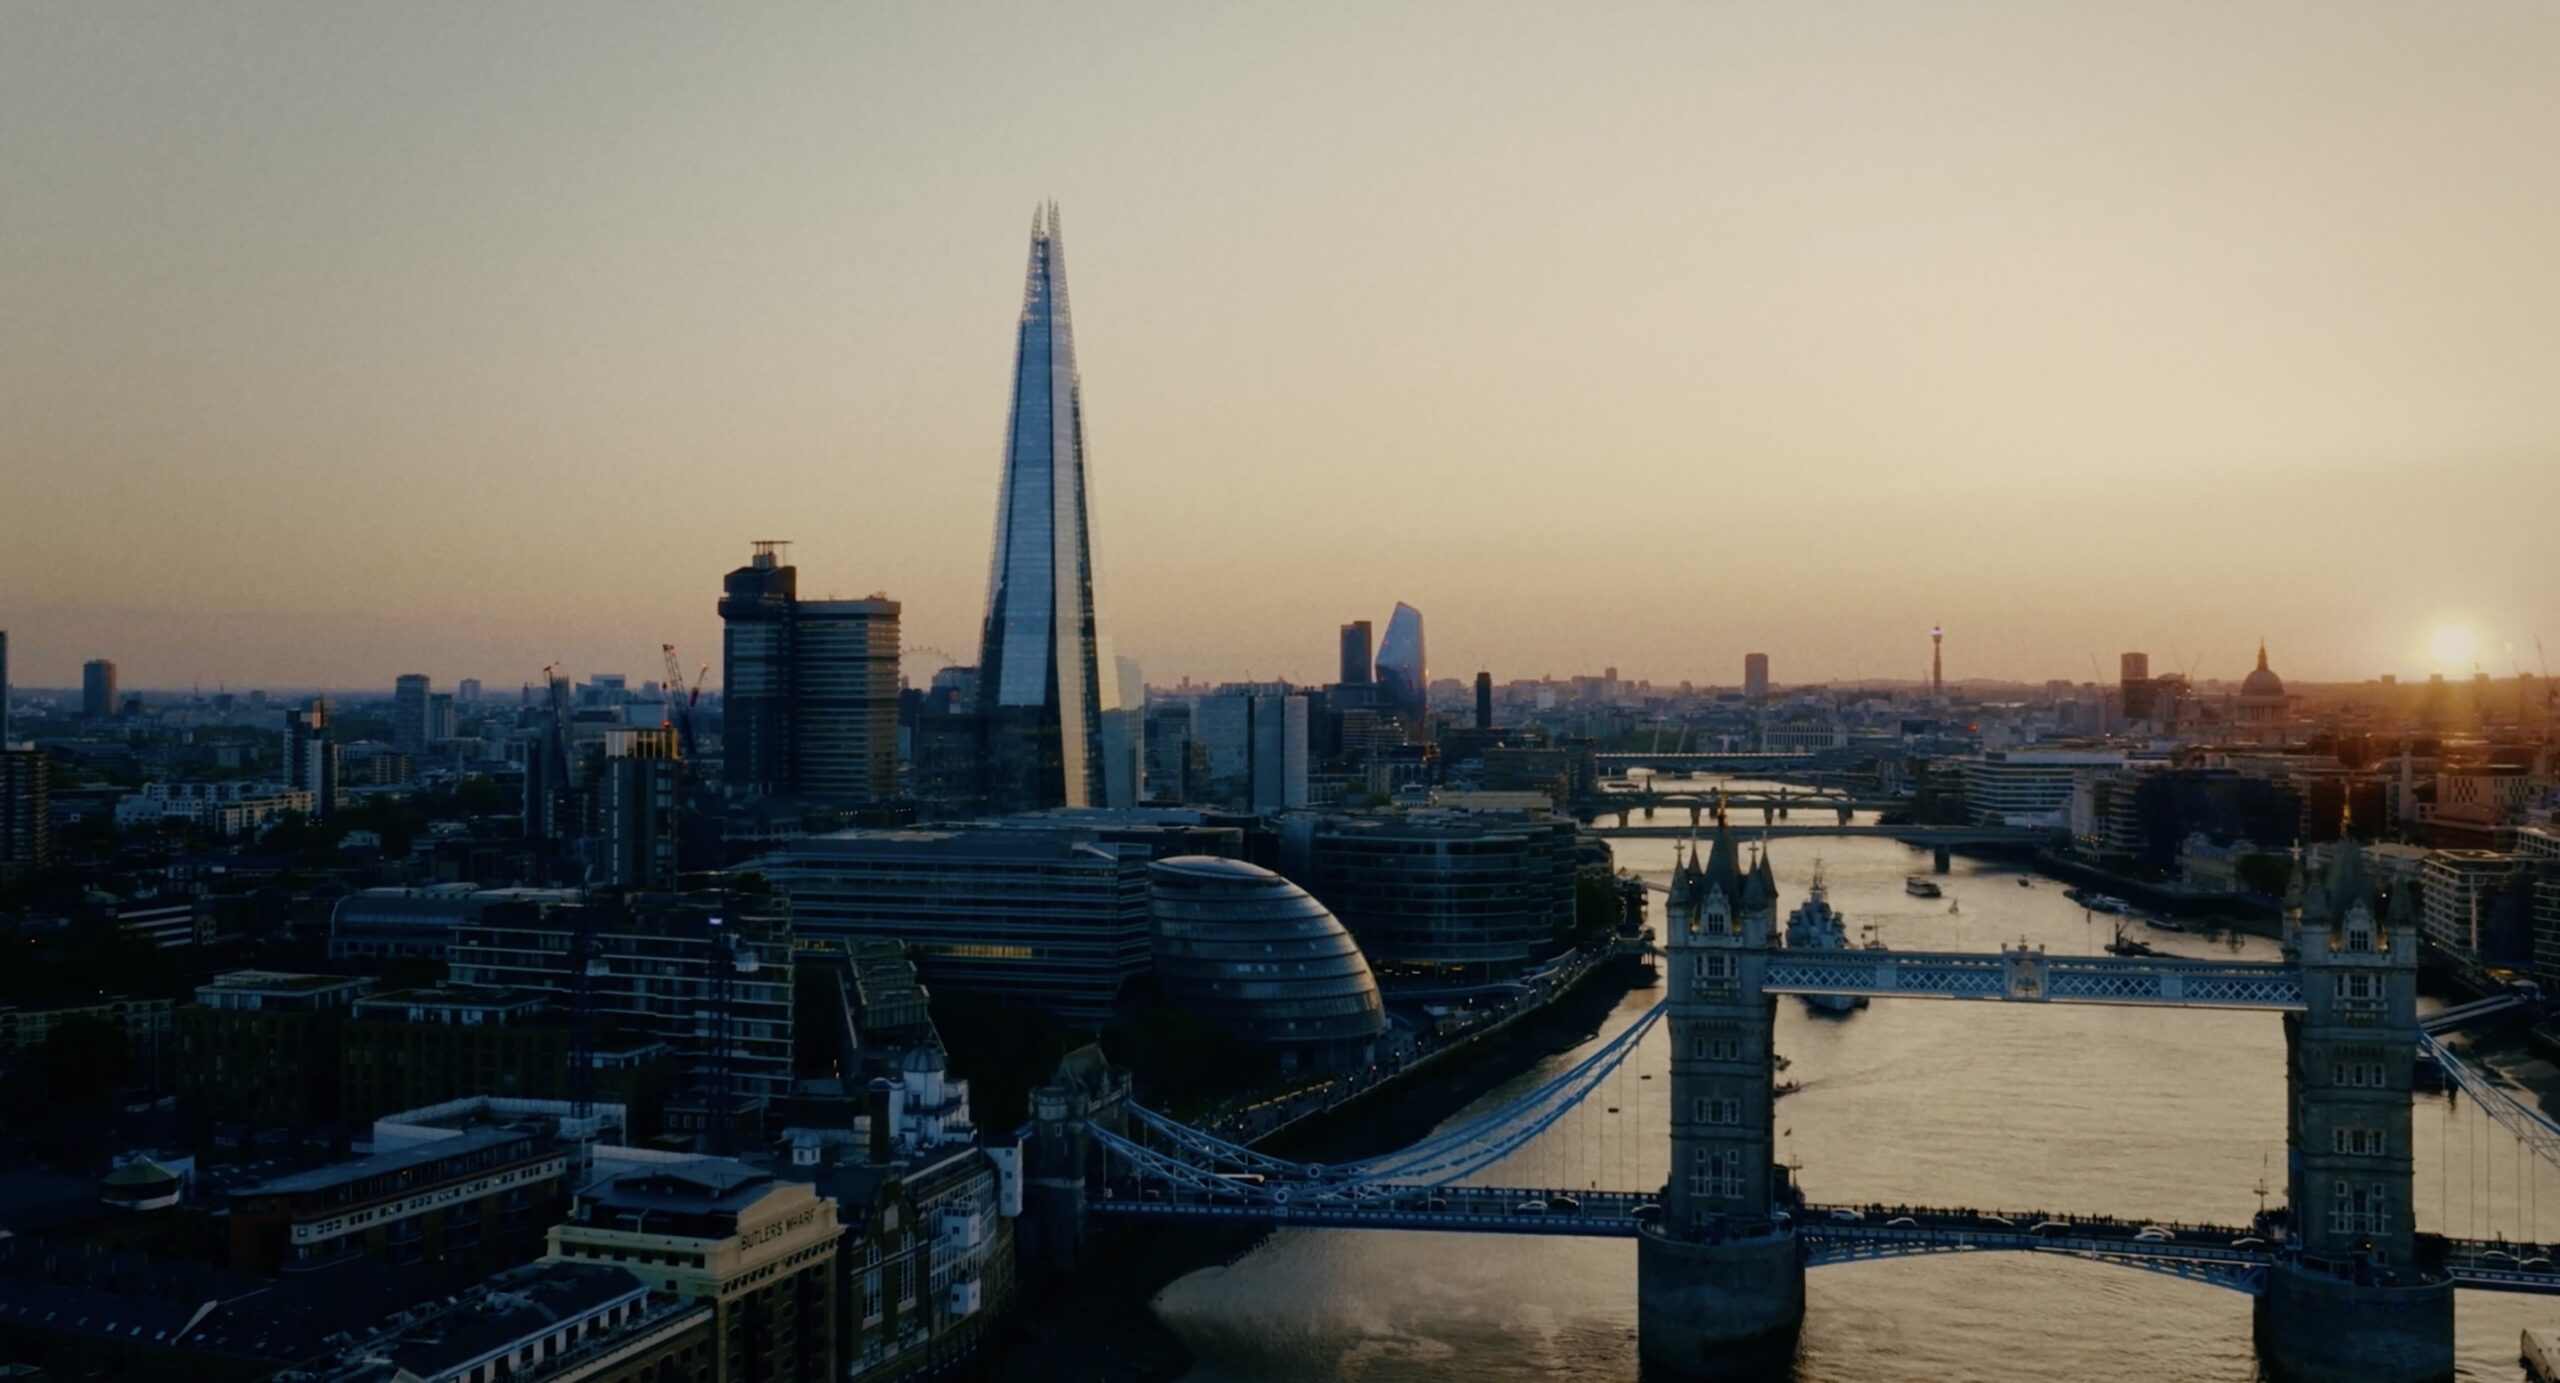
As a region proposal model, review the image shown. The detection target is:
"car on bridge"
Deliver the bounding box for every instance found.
[2030,1220,2072,1236]
[1515,1199,1550,1214]
[1549,1194,1582,1213]
[1631,1203,1663,1225]
[2135,1228,2173,1243]
[1979,1215,2015,1229]
[1829,1208,1862,1222]
[1886,1216,1919,1229]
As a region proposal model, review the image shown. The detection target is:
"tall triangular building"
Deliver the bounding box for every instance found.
[979,203,1111,812]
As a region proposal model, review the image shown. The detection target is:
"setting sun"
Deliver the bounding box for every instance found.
[2425,622,2480,667]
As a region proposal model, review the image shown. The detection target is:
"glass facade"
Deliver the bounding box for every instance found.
[761,826,1154,1026]
[718,543,796,796]
[1374,602,1427,727]
[794,599,902,804]
[1148,857,1385,1072]
[1299,811,1581,975]
[979,204,1110,813]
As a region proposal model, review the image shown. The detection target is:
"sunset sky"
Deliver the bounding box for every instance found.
[4,2,2555,692]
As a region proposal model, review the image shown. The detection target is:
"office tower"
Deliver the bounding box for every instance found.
[457,677,483,705]
[978,204,1111,813]
[1291,810,1581,977]
[1930,625,1944,703]
[1143,702,1195,804]
[1339,621,1374,686]
[764,825,1155,1024]
[793,598,902,804]
[2120,651,2156,722]
[594,726,680,890]
[1196,691,1309,811]
[1744,652,1770,702]
[282,701,339,819]
[1474,671,1494,730]
[82,659,117,719]
[720,541,798,796]
[1375,603,1427,728]
[1100,655,1146,808]
[0,748,48,882]
[392,674,430,754]
[0,629,10,744]
[426,692,456,743]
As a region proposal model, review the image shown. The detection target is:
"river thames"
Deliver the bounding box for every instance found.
[1152,784,2560,1381]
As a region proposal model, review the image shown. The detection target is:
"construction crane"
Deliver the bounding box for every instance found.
[660,644,706,761]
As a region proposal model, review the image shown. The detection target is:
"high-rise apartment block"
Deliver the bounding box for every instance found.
[281,701,340,820]
[716,543,902,806]
[596,726,681,890]
[392,673,431,755]
[82,658,117,719]
[0,748,49,883]
[1744,653,1770,702]
[978,205,1113,814]
[448,892,796,1107]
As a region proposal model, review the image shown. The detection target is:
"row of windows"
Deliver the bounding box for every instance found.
[2330,1180,2392,1236]
[1686,1147,1746,1200]
[2332,1061,2391,1088]
[1693,1097,1742,1126]
[1689,1029,1744,1061]
[2332,1127,2387,1155]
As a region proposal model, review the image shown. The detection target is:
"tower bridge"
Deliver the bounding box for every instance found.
[1032,819,2533,1382]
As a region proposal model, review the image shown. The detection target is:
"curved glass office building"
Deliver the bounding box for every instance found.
[1374,602,1427,727]
[1148,856,1385,1073]
[978,203,1111,813]
[1298,811,1582,977]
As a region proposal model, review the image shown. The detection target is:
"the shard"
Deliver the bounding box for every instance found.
[978,203,1111,811]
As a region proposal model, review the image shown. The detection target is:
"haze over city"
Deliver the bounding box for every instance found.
[6,1,2556,690]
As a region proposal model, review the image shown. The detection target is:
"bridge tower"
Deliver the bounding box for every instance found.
[2256,837,2453,1383]
[1639,812,1803,1378]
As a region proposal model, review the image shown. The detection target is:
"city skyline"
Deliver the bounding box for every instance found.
[4,3,2555,690]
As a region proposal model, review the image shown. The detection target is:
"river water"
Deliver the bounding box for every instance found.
[1154,782,2560,1381]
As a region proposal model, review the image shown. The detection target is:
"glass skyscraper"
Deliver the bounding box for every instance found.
[978,203,1111,812]
[1375,602,1428,727]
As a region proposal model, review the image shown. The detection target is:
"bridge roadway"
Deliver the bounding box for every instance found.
[1592,822,2047,845]
[1594,752,1823,769]
[1091,1187,2560,1296]
[1765,948,2307,1010]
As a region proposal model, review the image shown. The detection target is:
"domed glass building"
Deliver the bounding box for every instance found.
[1148,856,1387,1073]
